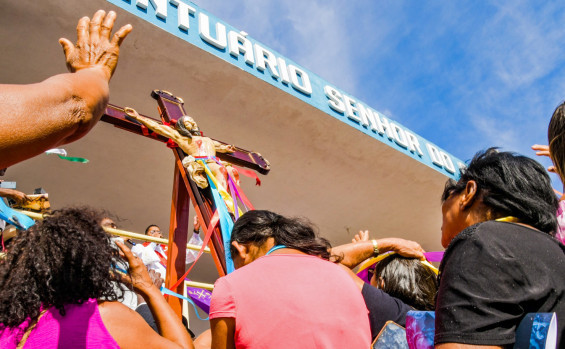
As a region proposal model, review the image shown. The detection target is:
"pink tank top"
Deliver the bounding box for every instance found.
[556,200,565,244]
[0,299,119,349]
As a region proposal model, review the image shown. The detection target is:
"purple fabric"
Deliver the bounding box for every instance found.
[556,201,565,244]
[0,299,118,349]
[357,268,371,283]
[423,251,444,262]
[186,279,212,314]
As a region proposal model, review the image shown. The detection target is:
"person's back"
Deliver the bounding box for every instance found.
[436,220,565,346]
[0,299,118,349]
[210,253,371,348]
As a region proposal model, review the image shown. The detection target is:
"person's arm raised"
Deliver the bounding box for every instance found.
[332,237,425,269]
[98,241,193,349]
[0,10,131,168]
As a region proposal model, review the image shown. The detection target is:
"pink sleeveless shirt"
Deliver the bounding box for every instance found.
[0,299,119,349]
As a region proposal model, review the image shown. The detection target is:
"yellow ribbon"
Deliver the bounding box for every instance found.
[198,160,242,216]
[357,251,439,275]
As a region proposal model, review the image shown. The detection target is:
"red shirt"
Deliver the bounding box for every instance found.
[210,254,371,348]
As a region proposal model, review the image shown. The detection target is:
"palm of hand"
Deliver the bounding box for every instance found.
[59,10,132,80]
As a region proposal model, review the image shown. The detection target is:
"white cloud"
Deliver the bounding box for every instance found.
[196,0,361,94]
[196,0,565,163]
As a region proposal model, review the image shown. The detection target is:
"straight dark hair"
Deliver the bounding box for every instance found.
[145,224,160,235]
[548,101,565,181]
[230,210,337,261]
[441,148,558,234]
[374,255,437,311]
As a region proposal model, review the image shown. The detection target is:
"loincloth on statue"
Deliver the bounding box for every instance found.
[181,155,218,189]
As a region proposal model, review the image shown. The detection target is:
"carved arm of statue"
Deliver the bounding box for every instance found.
[124,107,188,147]
[213,140,236,153]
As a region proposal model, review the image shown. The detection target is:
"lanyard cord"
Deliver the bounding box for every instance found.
[266,245,287,255]
[495,216,520,223]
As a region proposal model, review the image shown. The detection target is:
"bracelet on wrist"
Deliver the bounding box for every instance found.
[371,239,380,256]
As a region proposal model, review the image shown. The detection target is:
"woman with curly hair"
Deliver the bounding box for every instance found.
[0,207,193,349]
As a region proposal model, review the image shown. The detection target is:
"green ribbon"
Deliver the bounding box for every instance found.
[57,155,89,163]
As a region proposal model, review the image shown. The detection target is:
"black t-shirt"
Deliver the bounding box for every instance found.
[435,221,565,347]
[361,282,412,340]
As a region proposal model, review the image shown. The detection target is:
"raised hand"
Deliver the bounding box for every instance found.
[0,188,29,205]
[115,240,157,295]
[352,230,369,243]
[193,216,201,232]
[532,144,556,172]
[59,10,132,80]
[378,237,426,260]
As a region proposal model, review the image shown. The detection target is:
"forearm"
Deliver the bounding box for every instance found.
[332,241,375,268]
[140,285,194,349]
[332,238,415,268]
[0,67,109,168]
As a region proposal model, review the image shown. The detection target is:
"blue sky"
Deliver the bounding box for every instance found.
[199,0,565,185]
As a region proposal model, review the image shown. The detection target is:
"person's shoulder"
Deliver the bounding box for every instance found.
[449,220,543,246]
[477,221,562,247]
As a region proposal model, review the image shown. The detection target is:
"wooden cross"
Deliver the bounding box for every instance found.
[101,90,270,315]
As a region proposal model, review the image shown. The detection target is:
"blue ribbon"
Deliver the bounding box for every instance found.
[160,286,209,320]
[201,161,235,274]
[0,198,35,230]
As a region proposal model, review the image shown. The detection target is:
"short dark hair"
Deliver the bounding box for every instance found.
[548,101,565,180]
[145,224,160,235]
[374,255,438,310]
[230,210,338,261]
[0,207,126,327]
[441,148,558,234]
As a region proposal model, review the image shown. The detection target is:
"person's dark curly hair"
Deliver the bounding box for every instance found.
[230,210,340,262]
[441,148,558,234]
[0,207,126,327]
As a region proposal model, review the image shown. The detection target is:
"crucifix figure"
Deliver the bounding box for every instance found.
[102,90,270,317]
[124,107,237,192]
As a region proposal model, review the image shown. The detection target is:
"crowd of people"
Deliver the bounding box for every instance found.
[0,8,564,349]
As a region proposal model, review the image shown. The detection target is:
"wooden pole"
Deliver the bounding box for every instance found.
[165,161,190,315]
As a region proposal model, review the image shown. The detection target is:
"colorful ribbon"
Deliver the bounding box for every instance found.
[356,251,440,283]
[160,286,209,320]
[200,161,235,274]
[234,166,261,186]
[45,149,88,163]
[0,199,35,230]
[169,211,220,290]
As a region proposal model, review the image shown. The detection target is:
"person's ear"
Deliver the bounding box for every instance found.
[231,241,248,259]
[378,277,385,289]
[460,180,478,209]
